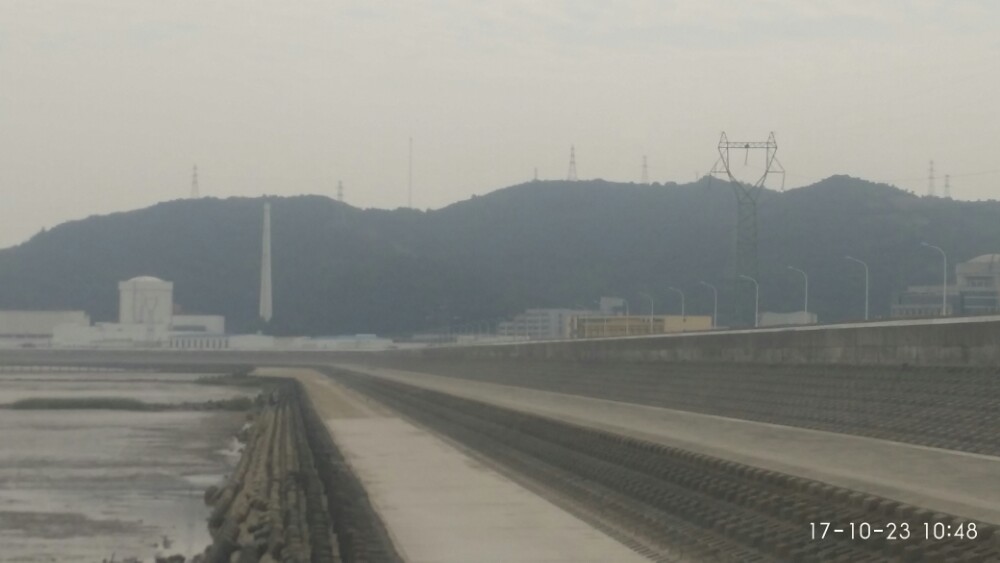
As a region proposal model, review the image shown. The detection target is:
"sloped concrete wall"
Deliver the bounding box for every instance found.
[408,318,1000,367]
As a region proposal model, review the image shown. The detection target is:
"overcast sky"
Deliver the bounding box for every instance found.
[1,1,998,248]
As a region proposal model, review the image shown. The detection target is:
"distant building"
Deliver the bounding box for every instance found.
[956,254,1000,314]
[572,315,712,338]
[891,254,1000,318]
[118,276,173,325]
[53,275,227,348]
[498,308,596,341]
[171,314,225,334]
[758,311,818,327]
[0,310,89,348]
[598,297,627,316]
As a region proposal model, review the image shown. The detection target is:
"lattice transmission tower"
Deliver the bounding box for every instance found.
[710,132,785,326]
[567,145,578,181]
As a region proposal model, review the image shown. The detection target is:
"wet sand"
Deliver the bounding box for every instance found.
[0,372,253,562]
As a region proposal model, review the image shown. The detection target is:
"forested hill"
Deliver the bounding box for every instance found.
[2,175,999,335]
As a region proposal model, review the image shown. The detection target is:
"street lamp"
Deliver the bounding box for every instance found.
[845,256,869,321]
[666,286,685,318]
[787,266,809,324]
[738,274,759,327]
[638,292,654,317]
[699,281,718,328]
[623,299,630,336]
[921,242,948,316]
[639,292,654,335]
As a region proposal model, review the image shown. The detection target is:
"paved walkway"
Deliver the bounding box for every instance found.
[262,368,649,563]
[333,363,1000,526]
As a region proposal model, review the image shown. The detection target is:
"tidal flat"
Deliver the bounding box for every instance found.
[0,371,256,562]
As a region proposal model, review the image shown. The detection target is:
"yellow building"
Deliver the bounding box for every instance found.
[571,315,712,338]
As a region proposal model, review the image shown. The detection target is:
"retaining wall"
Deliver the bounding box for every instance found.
[402,316,1000,367]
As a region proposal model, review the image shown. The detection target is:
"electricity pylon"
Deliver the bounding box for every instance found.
[710,132,785,326]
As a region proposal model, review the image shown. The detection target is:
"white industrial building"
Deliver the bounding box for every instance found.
[0,310,90,348]
[758,311,818,327]
[53,275,226,348]
[119,276,173,325]
[498,308,597,341]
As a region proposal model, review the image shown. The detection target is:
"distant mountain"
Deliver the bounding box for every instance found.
[1,176,998,335]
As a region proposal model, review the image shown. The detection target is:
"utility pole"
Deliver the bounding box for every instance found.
[699,281,718,328]
[738,274,759,328]
[337,180,344,203]
[787,266,809,324]
[921,242,948,316]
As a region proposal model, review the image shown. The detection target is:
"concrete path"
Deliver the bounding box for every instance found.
[263,368,650,563]
[333,363,1000,526]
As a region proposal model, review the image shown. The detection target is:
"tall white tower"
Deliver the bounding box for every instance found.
[259,202,273,323]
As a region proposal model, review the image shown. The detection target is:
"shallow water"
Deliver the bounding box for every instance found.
[0,372,252,562]
[0,371,255,405]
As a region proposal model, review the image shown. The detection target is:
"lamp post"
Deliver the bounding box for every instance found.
[921,242,948,316]
[623,299,630,336]
[845,256,869,321]
[639,292,654,335]
[699,281,718,328]
[738,274,759,327]
[666,286,685,318]
[787,266,809,324]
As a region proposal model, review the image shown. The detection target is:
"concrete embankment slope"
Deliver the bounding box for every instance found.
[276,368,650,563]
[334,362,1000,527]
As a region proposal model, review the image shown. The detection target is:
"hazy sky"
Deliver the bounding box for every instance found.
[1,1,998,247]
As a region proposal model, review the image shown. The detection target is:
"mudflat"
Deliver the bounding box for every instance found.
[0,371,252,562]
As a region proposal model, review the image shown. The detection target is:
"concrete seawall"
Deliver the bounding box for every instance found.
[401,316,1000,367]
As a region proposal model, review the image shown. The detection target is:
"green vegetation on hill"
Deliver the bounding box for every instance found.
[1,176,998,334]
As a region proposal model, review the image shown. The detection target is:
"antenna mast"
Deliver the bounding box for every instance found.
[337,180,344,202]
[408,137,413,208]
[567,145,578,181]
[191,165,199,199]
[641,155,649,184]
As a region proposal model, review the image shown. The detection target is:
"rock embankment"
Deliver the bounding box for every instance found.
[198,380,401,563]
[201,383,336,563]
